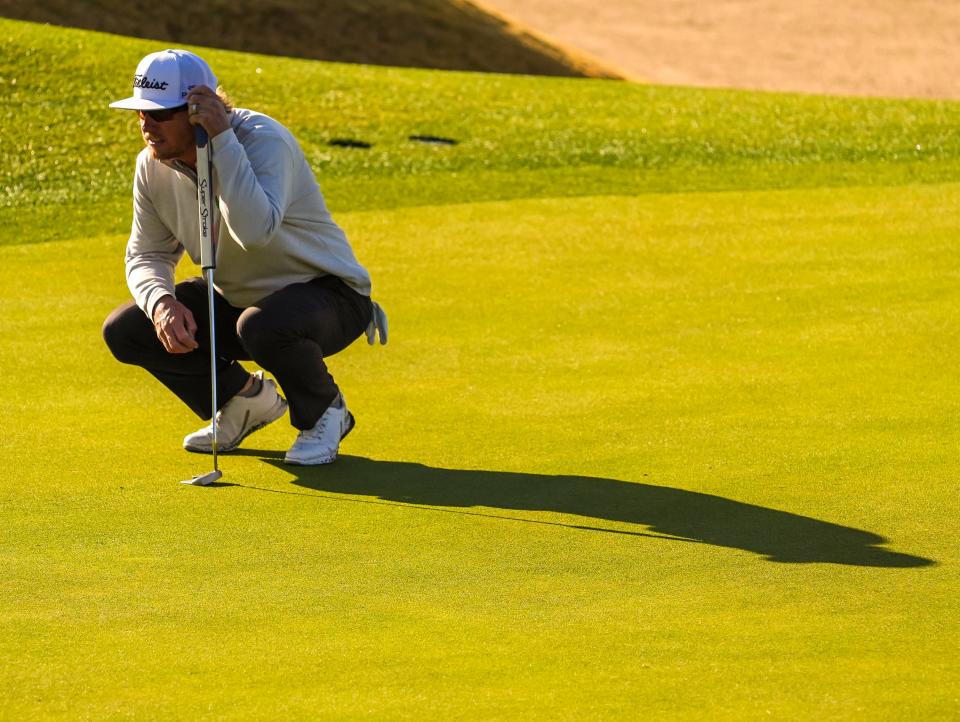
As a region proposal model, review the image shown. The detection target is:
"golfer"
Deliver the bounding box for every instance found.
[102,49,386,465]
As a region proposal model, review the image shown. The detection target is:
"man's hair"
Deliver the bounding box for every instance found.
[216,86,234,112]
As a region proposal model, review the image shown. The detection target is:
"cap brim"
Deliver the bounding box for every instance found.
[109,97,186,110]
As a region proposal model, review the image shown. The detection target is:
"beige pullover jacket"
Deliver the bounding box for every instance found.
[125,108,372,318]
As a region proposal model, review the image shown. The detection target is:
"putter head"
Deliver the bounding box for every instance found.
[180,469,223,486]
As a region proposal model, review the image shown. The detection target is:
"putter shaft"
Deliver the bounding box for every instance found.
[182,125,220,486]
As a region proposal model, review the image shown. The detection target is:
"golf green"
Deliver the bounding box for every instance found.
[2,185,958,718]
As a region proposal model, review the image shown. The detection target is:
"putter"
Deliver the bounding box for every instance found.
[181,125,223,486]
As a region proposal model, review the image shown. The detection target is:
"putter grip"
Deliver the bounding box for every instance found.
[196,126,216,270]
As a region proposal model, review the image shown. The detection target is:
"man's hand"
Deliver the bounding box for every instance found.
[153,295,199,353]
[186,86,231,139]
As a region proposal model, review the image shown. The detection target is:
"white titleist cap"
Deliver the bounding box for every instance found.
[109,49,218,110]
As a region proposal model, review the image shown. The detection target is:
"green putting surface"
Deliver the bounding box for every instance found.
[1,17,958,720]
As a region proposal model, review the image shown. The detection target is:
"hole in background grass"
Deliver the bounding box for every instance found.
[327,138,372,149]
[409,134,458,146]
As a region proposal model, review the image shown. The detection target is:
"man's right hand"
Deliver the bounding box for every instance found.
[152,295,199,353]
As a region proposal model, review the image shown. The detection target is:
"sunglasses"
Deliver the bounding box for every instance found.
[139,104,188,122]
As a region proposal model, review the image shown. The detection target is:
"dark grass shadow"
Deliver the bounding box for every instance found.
[232,453,933,567]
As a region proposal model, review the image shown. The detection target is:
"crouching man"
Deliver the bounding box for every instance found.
[102,49,386,464]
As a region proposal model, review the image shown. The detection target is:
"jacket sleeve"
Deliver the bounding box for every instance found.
[210,127,295,250]
[124,156,184,319]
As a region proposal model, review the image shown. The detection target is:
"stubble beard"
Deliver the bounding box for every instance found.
[143,130,192,162]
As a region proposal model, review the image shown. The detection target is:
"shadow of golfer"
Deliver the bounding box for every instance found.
[252,455,933,568]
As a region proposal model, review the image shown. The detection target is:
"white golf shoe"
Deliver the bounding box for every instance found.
[284,395,355,465]
[183,371,288,453]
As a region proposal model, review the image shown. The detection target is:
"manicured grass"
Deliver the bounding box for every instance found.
[2,185,958,718]
[1,16,959,720]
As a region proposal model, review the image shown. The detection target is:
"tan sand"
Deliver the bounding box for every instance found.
[476,0,960,99]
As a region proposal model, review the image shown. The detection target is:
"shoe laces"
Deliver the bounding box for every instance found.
[298,415,329,441]
[297,399,343,441]
[207,404,230,432]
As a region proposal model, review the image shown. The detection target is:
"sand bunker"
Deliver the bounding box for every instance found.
[478,0,960,99]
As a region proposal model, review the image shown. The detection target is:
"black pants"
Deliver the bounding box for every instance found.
[102,275,372,430]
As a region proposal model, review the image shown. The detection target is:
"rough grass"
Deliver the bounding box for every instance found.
[0,0,618,78]
[2,17,960,244]
[1,17,959,720]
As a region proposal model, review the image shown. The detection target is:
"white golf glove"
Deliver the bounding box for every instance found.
[366,301,388,345]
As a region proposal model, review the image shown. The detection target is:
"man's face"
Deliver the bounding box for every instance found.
[139,105,196,165]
